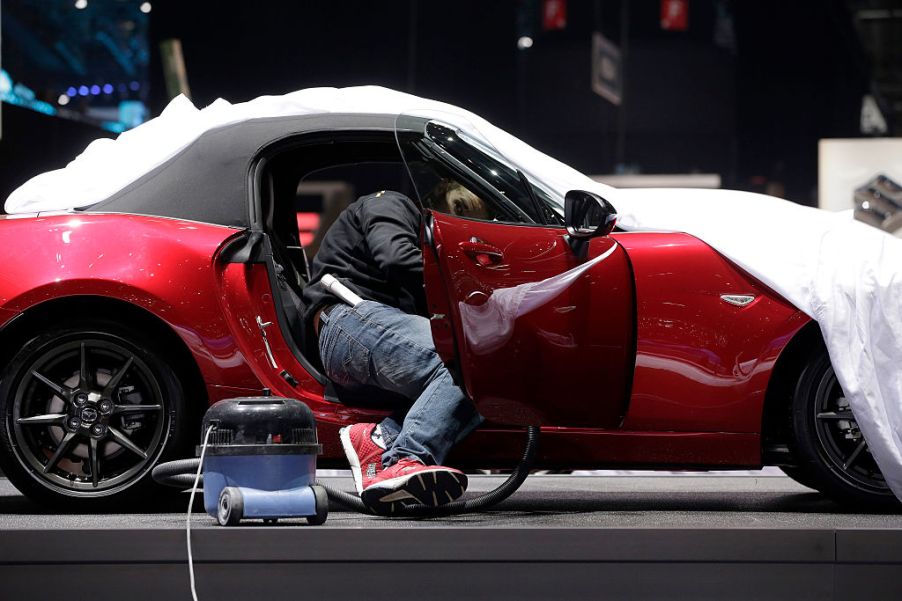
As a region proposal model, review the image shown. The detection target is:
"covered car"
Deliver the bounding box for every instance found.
[0,86,898,510]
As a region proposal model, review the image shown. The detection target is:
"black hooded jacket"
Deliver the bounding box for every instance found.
[301,191,427,330]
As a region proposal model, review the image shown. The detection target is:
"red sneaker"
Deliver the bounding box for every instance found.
[360,457,468,515]
[339,423,386,494]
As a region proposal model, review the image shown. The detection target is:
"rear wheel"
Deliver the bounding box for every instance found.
[791,351,899,510]
[0,321,187,509]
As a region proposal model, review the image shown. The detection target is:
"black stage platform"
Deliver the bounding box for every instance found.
[1,474,901,600]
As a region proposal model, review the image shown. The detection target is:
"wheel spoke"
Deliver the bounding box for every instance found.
[17,413,68,426]
[31,371,68,398]
[103,356,134,397]
[43,432,77,474]
[844,440,868,470]
[88,438,100,488]
[113,404,163,415]
[79,343,90,388]
[816,410,855,421]
[108,427,148,459]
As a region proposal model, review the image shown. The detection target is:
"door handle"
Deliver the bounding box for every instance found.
[459,240,504,267]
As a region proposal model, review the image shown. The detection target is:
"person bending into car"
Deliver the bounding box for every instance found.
[302,184,486,513]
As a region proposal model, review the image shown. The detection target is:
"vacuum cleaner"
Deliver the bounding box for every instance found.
[155,394,328,526]
[153,395,538,522]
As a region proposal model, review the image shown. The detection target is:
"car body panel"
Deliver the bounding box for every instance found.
[615,232,810,434]
[425,211,635,429]
[446,428,760,470]
[0,213,262,398]
[0,307,18,330]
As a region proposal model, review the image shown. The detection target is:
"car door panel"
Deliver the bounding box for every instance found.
[425,211,635,428]
[614,232,809,433]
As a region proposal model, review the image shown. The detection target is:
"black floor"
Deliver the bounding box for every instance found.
[1,474,901,600]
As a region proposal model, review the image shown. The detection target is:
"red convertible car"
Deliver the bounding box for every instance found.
[0,111,894,509]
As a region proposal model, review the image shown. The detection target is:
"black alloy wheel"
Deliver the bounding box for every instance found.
[790,351,899,510]
[0,322,186,508]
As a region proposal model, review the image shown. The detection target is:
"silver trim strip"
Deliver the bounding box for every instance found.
[721,294,756,307]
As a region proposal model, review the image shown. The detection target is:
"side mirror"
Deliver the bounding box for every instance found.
[564,190,617,239]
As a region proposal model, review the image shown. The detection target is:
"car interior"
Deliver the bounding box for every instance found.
[255,129,564,403]
[258,133,417,403]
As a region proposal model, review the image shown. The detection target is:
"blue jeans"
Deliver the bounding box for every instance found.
[318,300,483,467]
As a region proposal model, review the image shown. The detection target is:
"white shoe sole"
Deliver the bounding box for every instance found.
[339,426,365,494]
[360,468,467,515]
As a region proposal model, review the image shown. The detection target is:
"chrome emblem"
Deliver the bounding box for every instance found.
[720,294,756,307]
[80,407,99,424]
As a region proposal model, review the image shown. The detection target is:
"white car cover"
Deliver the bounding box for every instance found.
[7,86,902,500]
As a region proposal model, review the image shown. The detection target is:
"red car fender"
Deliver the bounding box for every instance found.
[613,231,812,434]
[0,213,261,395]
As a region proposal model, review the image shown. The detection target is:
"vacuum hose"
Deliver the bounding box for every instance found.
[323,425,539,516]
[153,426,540,517]
[152,458,207,489]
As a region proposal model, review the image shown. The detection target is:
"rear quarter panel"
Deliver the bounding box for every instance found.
[0,213,261,396]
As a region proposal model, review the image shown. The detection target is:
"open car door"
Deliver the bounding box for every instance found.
[397,116,636,428]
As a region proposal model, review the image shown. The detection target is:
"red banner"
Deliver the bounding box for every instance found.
[661,0,689,31]
[543,0,567,31]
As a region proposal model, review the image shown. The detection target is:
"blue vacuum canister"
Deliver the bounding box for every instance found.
[199,396,327,526]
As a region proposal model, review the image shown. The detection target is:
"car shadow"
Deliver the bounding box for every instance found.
[2,478,897,518]
[0,482,203,515]
[483,489,847,513]
[331,488,902,523]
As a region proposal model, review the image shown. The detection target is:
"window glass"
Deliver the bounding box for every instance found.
[406,155,505,222]
[448,126,564,224]
[398,120,565,225]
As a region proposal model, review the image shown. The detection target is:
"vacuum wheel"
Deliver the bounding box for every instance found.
[307,485,329,526]
[217,486,244,526]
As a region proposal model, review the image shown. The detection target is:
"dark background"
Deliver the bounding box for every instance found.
[1,0,895,210]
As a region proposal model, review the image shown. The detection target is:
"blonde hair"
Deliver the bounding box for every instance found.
[429,180,490,220]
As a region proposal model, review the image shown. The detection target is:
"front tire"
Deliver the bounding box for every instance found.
[0,321,187,509]
[779,466,821,492]
[790,351,899,510]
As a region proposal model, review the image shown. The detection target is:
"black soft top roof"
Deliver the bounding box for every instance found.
[84,113,400,228]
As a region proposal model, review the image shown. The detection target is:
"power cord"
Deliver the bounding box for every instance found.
[187,425,215,601]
